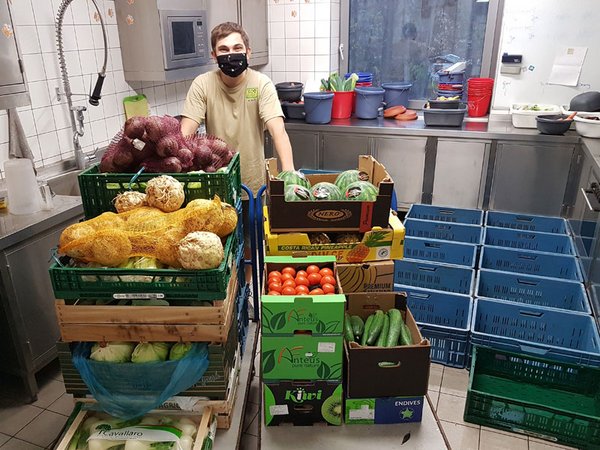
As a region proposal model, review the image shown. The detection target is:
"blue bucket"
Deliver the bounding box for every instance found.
[355,86,385,119]
[382,82,412,107]
[303,92,334,124]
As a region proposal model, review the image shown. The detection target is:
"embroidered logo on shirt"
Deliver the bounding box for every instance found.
[246,88,259,101]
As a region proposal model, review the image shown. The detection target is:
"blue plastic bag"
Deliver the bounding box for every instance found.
[72,342,209,419]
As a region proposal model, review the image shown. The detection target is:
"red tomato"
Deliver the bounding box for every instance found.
[268,282,282,293]
[296,270,308,278]
[309,288,324,295]
[281,273,295,282]
[321,283,335,294]
[282,279,296,288]
[268,290,281,295]
[306,265,320,274]
[295,285,309,295]
[295,276,310,287]
[320,275,336,286]
[319,268,334,277]
[307,272,322,285]
[282,267,296,277]
[268,271,282,279]
[281,286,296,295]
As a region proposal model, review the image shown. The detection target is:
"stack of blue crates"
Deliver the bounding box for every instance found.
[395,204,484,368]
[471,211,600,367]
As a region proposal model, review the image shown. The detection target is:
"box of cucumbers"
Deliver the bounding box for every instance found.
[344,292,431,398]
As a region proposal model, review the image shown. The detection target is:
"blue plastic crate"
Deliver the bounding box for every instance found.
[405,219,483,244]
[485,211,569,234]
[394,259,475,295]
[396,284,472,368]
[407,204,484,225]
[404,237,477,267]
[483,227,576,255]
[471,298,600,366]
[475,269,590,314]
[479,246,583,281]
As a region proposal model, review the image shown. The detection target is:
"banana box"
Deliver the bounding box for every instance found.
[337,261,395,293]
[263,207,404,263]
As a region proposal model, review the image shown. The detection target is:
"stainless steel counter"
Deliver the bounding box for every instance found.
[284,116,581,143]
[0,195,82,251]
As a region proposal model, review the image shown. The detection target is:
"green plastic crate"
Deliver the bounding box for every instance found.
[464,346,600,449]
[78,152,241,219]
[50,231,241,301]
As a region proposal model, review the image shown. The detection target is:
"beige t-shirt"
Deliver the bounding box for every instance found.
[181,68,283,193]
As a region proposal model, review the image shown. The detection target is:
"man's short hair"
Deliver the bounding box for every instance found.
[211,22,250,52]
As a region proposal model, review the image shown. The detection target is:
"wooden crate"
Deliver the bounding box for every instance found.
[55,264,239,343]
[58,312,240,400]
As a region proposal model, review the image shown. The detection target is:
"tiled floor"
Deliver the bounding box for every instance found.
[0,357,581,450]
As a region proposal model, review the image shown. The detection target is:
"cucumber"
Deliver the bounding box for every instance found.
[386,308,402,347]
[400,322,412,346]
[360,314,374,346]
[344,313,355,342]
[375,313,390,347]
[366,310,385,345]
[350,315,365,340]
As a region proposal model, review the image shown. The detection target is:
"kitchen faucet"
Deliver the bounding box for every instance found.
[56,0,108,170]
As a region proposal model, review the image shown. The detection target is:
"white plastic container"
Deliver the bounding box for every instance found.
[574,115,600,138]
[510,104,560,129]
[3,159,43,215]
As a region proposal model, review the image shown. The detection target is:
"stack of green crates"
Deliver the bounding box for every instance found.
[261,256,346,426]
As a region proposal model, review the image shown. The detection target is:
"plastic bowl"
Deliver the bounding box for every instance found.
[574,115,600,138]
[276,82,303,102]
[281,101,305,120]
[535,115,573,135]
[428,99,461,109]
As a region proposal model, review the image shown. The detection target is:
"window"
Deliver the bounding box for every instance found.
[342,0,501,100]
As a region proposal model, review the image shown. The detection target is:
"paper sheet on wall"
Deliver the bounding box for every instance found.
[548,46,588,86]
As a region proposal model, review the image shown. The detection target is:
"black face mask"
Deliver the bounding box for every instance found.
[216,53,248,78]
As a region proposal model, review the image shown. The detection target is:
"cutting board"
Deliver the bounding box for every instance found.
[123,94,149,119]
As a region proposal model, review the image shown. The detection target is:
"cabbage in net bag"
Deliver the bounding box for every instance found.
[72,342,210,419]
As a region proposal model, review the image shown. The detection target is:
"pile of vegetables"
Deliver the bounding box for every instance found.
[100,115,237,174]
[345,309,413,347]
[89,341,193,363]
[66,411,216,450]
[320,72,359,92]
[277,169,379,202]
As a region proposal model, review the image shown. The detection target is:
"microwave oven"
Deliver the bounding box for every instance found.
[160,10,210,70]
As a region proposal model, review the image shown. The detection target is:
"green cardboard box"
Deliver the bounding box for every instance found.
[262,255,345,336]
[345,396,424,424]
[262,334,343,381]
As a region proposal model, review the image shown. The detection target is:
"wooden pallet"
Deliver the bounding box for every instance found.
[55,264,239,342]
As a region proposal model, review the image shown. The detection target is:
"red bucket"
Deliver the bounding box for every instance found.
[468,93,492,117]
[331,91,354,119]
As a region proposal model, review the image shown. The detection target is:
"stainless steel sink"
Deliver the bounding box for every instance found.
[45,170,81,196]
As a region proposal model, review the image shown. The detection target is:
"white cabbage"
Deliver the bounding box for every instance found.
[131,342,170,363]
[89,342,135,363]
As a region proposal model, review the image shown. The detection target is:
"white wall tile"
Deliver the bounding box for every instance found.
[38,131,60,159]
[315,3,330,22]
[23,54,46,82]
[17,26,41,54]
[101,93,119,117]
[33,108,55,135]
[315,38,330,55]
[166,102,179,116]
[270,21,284,39]
[300,38,315,56]
[29,80,52,108]
[269,4,285,22]
[91,25,106,51]
[79,50,98,76]
[314,20,330,38]
[299,3,315,21]
[284,5,299,21]
[270,38,286,56]
[109,48,123,71]
[105,116,122,140]
[104,2,117,25]
[32,0,55,26]
[165,83,178,103]
[270,72,287,84]
[315,55,330,72]
[107,24,120,48]
[27,136,43,163]
[63,51,82,77]
[299,21,315,38]
[61,25,78,52]
[0,114,7,144]
[42,53,61,81]
[285,38,300,55]
[90,120,108,144]
[56,127,73,155]
[37,26,56,54]
[96,49,112,72]
[284,71,300,82]
[270,55,285,71]
[87,101,105,122]
[10,0,35,26]
[71,0,91,24]
[301,71,316,86]
[52,104,71,130]
[68,76,86,98]
[300,55,315,72]
[17,109,37,137]
[75,25,95,50]
[285,55,300,72]
[285,21,300,39]
[154,84,167,105]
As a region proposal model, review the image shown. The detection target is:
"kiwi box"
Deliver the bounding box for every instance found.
[345,396,424,425]
[263,381,343,426]
[345,292,430,398]
[266,155,394,233]
[337,260,395,293]
[262,255,346,336]
[263,207,405,263]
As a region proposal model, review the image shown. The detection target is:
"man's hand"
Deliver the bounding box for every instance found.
[266,116,295,171]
